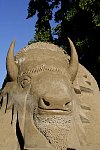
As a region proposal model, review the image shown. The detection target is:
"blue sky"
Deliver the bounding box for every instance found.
[0,0,37,88]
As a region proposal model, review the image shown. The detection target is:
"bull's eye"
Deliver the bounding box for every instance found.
[20,76,31,88]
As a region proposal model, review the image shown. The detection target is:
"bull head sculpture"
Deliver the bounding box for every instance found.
[0,38,87,150]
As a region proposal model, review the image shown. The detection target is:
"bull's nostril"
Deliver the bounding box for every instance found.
[65,102,70,106]
[43,98,50,106]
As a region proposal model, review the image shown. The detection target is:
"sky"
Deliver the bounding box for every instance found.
[0,0,37,88]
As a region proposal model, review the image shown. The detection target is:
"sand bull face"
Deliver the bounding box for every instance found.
[6,37,78,117]
[2,38,79,149]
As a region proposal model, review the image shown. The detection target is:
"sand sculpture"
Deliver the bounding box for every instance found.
[0,38,100,150]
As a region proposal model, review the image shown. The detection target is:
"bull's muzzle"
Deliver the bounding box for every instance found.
[38,97,72,115]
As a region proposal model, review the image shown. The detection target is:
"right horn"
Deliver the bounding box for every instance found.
[68,38,79,83]
[6,40,18,81]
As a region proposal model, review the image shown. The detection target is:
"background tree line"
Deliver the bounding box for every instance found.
[26,0,100,87]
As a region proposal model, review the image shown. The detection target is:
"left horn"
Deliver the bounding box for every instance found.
[6,40,18,81]
[68,38,79,83]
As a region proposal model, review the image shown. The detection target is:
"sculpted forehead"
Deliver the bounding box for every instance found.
[15,42,69,75]
[31,72,72,97]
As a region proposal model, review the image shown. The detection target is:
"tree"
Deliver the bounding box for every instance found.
[27,0,100,87]
[27,0,53,42]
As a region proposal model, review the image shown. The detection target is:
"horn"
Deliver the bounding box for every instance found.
[6,40,18,81]
[68,37,79,83]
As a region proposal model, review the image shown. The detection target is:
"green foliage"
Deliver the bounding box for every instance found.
[27,0,53,42]
[34,28,52,42]
[27,0,100,87]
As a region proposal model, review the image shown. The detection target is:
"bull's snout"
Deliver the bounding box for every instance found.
[38,96,72,114]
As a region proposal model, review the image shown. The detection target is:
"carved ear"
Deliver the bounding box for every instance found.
[68,38,79,83]
[6,40,18,81]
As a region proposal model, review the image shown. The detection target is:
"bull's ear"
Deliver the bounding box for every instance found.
[68,38,79,83]
[6,40,18,81]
